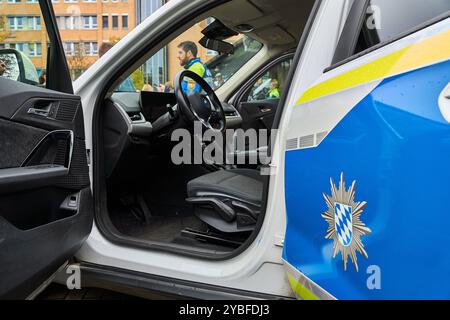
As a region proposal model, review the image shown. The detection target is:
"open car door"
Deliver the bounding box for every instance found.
[0,0,93,299]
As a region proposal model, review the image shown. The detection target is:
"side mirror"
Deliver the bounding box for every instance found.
[0,49,39,85]
[199,37,234,55]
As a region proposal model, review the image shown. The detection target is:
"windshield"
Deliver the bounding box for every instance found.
[206,36,263,90]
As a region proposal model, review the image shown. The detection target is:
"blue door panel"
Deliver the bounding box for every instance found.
[283,60,450,299]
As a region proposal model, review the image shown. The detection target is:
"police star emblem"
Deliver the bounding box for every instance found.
[322,173,371,272]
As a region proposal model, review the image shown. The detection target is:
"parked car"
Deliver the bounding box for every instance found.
[0,0,449,300]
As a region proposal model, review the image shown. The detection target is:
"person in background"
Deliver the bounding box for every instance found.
[214,73,224,88]
[99,42,137,92]
[177,41,204,75]
[267,79,280,99]
[39,70,46,86]
[176,41,214,93]
[157,81,174,93]
[141,83,153,92]
[250,78,267,101]
[0,59,6,76]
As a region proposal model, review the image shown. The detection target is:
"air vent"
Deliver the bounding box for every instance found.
[299,135,315,149]
[286,138,298,150]
[224,110,238,117]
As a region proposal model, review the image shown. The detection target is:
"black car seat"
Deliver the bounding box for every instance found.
[186,169,263,233]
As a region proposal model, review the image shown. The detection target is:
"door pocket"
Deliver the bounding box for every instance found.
[22,130,74,169]
[0,188,80,231]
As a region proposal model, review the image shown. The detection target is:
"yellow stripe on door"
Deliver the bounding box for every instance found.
[297,28,450,105]
[286,273,320,300]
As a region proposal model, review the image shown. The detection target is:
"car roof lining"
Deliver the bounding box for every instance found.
[210,0,315,49]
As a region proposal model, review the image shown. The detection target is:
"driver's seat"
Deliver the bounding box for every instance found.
[186,169,263,233]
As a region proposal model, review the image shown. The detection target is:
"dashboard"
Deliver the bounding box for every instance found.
[103,91,242,178]
[109,91,242,134]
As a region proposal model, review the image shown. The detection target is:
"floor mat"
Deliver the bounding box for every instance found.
[109,204,235,253]
[110,206,204,243]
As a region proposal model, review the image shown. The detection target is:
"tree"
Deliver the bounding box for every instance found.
[131,68,144,91]
[0,15,8,43]
[108,36,144,90]
[0,15,16,80]
[66,43,92,80]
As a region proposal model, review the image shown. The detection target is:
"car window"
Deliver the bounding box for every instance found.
[53,0,162,81]
[355,0,450,54]
[246,57,293,102]
[206,36,263,90]
[0,2,46,86]
[114,18,263,93]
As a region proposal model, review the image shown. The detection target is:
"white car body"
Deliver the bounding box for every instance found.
[73,0,352,298]
[68,0,450,299]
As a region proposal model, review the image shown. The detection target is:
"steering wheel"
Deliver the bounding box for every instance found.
[174,69,226,132]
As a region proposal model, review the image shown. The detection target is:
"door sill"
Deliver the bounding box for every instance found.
[27,261,69,300]
[59,262,292,300]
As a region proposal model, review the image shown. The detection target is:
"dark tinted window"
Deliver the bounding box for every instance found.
[112,15,118,29]
[246,58,293,102]
[357,0,450,53]
[122,15,128,29]
[102,15,108,29]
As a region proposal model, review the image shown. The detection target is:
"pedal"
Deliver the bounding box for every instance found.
[136,194,152,224]
[120,194,152,224]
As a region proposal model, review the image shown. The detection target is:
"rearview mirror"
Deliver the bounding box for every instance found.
[199,37,235,55]
[0,49,39,85]
[199,18,238,55]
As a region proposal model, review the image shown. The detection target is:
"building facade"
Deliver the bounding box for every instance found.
[138,0,166,85]
[0,0,135,78]
[1,0,216,84]
[0,0,48,75]
[53,0,136,78]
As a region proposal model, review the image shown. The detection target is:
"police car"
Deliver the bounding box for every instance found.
[0,0,449,300]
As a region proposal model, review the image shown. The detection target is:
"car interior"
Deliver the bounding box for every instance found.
[97,0,315,256]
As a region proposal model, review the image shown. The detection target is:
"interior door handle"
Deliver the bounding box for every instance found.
[27,101,56,118]
[259,106,271,113]
[438,83,450,123]
[28,107,50,117]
